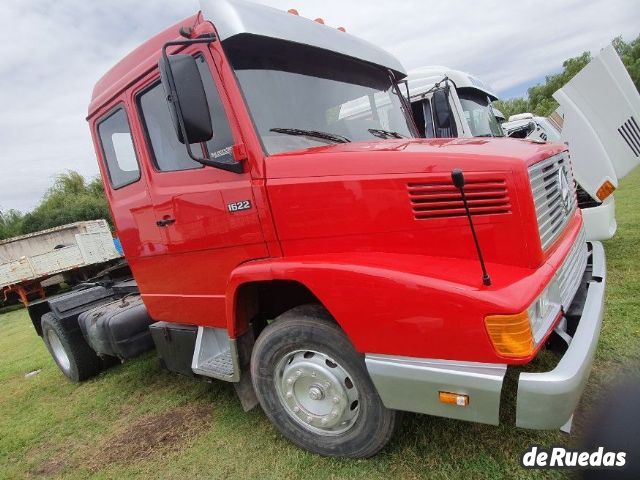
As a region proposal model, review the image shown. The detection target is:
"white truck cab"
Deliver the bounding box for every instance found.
[407,47,640,241]
[404,66,504,139]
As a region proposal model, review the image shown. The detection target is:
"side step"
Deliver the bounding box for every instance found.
[191,327,240,382]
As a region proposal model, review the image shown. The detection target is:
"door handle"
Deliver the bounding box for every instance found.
[156,217,176,227]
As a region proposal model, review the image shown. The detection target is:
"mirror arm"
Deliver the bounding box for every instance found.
[162,36,244,174]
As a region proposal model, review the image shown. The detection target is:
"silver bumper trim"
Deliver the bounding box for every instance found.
[365,356,506,425]
[365,242,605,431]
[515,241,606,429]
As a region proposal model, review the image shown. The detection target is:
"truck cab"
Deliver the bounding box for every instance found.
[34,0,606,458]
[405,66,504,139]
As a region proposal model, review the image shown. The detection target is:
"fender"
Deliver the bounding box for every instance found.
[225,249,563,364]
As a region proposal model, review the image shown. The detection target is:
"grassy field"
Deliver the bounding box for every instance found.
[1,170,639,479]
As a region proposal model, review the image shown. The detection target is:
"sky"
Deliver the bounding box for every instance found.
[0,0,638,213]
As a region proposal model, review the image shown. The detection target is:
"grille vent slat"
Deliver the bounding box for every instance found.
[408,179,511,220]
[618,116,640,157]
[528,153,577,250]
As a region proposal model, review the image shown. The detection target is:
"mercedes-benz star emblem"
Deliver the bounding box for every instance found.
[557,167,571,214]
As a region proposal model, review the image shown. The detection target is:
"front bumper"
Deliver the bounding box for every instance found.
[366,241,606,430]
[582,196,617,241]
[515,241,606,429]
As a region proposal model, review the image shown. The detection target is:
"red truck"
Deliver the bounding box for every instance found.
[29,0,606,458]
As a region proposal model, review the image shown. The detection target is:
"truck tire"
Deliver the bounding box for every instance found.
[250,305,398,458]
[41,312,103,382]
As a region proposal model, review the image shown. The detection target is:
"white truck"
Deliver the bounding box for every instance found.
[0,220,121,305]
[405,46,640,241]
[404,66,504,139]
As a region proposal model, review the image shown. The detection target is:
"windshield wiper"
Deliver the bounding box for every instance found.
[270,128,351,144]
[368,128,406,140]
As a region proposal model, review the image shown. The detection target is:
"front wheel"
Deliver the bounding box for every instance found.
[250,305,398,458]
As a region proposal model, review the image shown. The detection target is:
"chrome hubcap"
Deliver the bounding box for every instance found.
[47,330,71,373]
[274,350,360,436]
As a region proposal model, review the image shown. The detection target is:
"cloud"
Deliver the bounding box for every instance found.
[0,0,638,212]
[259,0,638,92]
[0,0,197,212]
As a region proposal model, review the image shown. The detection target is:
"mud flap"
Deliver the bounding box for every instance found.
[234,371,258,412]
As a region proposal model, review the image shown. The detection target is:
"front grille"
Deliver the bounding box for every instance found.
[555,227,588,309]
[618,116,640,157]
[528,153,577,250]
[408,178,510,220]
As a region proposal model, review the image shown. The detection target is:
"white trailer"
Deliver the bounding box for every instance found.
[1,220,121,305]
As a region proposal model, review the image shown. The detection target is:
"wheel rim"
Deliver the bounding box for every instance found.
[47,330,71,373]
[274,349,360,436]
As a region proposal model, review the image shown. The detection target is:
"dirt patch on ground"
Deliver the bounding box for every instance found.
[28,454,68,478]
[25,439,74,478]
[26,403,212,477]
[88,403,212,469]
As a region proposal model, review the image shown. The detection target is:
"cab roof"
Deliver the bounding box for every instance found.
[89,0,406,119]
[200,0,405,76]
[406,66,498,101]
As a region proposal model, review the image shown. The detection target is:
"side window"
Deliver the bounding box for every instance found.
[196,56,235,164]
[138,55,235,172]
[139,83,202,171]
[97,108,141,188]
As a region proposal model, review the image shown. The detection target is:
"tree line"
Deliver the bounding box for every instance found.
[494,35,640,119]
[0,171,111,241]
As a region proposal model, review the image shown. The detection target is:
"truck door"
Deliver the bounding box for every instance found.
[94,104,166,272]
[553,44,640,198]
[132,48,268,327]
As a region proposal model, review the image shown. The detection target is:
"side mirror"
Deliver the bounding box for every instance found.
[432,88,452,130]
[158,36,243,174]
[159,54,213,144]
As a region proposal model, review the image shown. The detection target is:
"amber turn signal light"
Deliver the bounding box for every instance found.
[485,311,534,358]
[439,391,469,406]
[596,180,616,201]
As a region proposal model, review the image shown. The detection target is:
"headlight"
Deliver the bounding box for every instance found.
[528,284,561,344]
[485,284,562,359]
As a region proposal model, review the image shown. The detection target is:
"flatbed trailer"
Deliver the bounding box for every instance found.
[1,220,121,305]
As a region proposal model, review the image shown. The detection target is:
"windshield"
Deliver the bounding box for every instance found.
[458,88,504,137]
[225,35,415,154]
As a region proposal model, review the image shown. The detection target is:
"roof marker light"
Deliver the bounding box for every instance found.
[314,18,325,24]
[287,8,299,15]
[337,26,346,32]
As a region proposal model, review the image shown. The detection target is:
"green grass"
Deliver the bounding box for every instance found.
[1,170,639,479]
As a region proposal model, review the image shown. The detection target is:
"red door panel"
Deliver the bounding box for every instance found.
[129,47,268,327]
